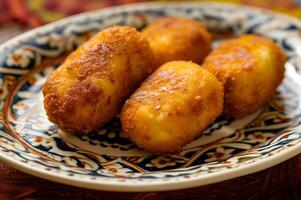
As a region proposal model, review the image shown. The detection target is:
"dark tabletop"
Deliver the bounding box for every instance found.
[1,155,300,200]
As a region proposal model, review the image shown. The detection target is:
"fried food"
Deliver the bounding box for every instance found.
[121,61,223,154]
[203,35,286,118]
[142,17,212,68]
[43,26,153,134]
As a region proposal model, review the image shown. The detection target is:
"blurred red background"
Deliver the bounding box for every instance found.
[1,0,301,28]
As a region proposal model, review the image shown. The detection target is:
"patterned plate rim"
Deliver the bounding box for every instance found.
[0,2,301,192]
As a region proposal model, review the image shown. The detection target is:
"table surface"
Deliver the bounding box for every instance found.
[1,155,300,199]
[1,16,301,200]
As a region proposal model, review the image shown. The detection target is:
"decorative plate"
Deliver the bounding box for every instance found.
[0,2,301,192]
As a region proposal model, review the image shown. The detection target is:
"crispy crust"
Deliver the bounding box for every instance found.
[142,17,212,68]
[43,26,154,133]
[121,61,223,154]
[203,35,286,118]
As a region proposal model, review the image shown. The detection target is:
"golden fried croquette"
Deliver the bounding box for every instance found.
[43,26,153,134]
[121,61,223,154]
[203,35,286,118]
[142,17,212,68]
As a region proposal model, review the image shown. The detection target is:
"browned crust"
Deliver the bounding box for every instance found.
[203,34,286,118]
[43,26,154,134]
[142,17,212,68]
[121,61,224,154]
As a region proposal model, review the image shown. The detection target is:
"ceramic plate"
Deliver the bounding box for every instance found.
[0,2,301,192]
